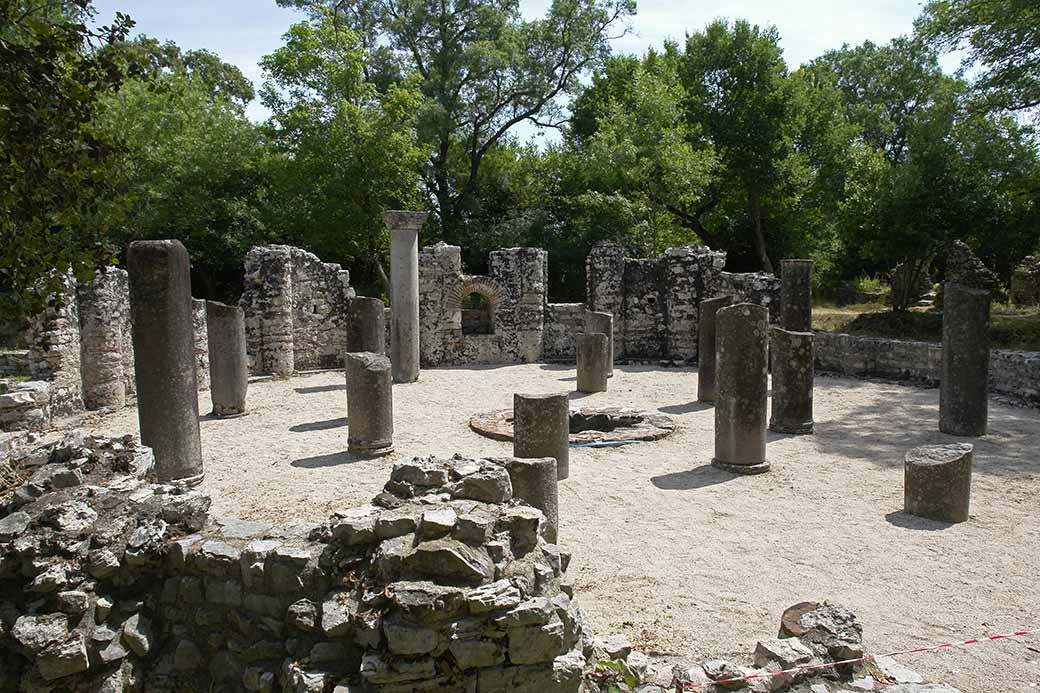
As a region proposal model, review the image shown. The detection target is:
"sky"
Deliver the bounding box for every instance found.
[92,0,941,129]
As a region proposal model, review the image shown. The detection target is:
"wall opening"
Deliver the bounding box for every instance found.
[461,292,494,335]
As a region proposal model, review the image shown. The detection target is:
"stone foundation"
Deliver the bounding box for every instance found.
[0,435,590,692]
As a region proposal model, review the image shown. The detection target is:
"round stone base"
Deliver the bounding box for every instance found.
[348,444,395,457]
[173,472,206,487]
[211,409,248,419]
[711,459,771,475]
[769,420,814,435]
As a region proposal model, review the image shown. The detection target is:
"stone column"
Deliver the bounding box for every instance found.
[712,303,770,474]
[191,298,210,391]
[492,457,559,543]
[697,295,733,402]
[386,210,428,383]
[345,352,394,456]
[347,297,386,355]
[576,333,609,393]
[940,282,990,437]
[127,240,204,484]
[513,393,570,480]
[780,259,813,332]
[769,327,814,434]
[78,268,130,410]
[206,301,248,418]
[584,311,613,377]
[904,443,973,523]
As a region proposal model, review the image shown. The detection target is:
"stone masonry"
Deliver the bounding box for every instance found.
[0,435,590,693]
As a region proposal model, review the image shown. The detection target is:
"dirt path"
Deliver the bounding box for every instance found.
[80,364,1040,692]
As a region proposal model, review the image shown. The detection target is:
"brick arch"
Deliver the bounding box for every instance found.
[447,276,504,312]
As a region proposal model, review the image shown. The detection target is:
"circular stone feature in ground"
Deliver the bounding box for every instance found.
[469,406,676,445]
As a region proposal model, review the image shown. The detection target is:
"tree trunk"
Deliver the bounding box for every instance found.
[750,192,774,274]
[374,257,392,305]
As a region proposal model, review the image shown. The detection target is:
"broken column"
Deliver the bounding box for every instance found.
[576,333,609,393]
[345,352,394,456]
[780,259,813,332]
[712,303,770,474]
[191,298,210,390]
[493,456,559,542]
[206,301,248,418]
[346,296,386,355]
[940,241,995,437]
[386,210,428,383]
[513,392,570,480]
[697,294,733,402]
[127,240,204,484]
[904,443,973,523]
[77,267,131,410]
[769,326,814,434]
[584,310,614,377]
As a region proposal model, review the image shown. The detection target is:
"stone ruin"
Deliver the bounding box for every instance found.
[0,268,210,434]
[0,433,961,693]
[1010,255,1040,306]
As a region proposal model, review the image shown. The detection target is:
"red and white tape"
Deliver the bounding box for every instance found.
[679,628,1039,690]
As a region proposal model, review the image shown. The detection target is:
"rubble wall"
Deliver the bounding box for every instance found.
[0,436,588,693]
[27,272,82,416]
[719,271,782,324]
[542,304,586,361]
[240,246,354,375]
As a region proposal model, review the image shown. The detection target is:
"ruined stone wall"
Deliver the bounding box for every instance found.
[0,436,588,693]
[0,381,51,432]
[585,242,725,363]
[190,299,210,391]
[240,245,354,375]
[542,304,586,361]
[288,248,353,370]
[814,331,1040,406]
[78,268,134,410]
[27,272,82,416]
[719,271,782,323]
[419,244,547,366]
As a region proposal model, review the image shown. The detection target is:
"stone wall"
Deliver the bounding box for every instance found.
[0,435,589,693]
[240,246,354,375]
[27,272,82,417]
[78,268,135,410]
[191,299,210,391]
[814,331,1040,406]
[585,242,725,362]
[1010,255,1040,306]
[542,304,586,361]
[418,243,547,366]
[719,271,782,323]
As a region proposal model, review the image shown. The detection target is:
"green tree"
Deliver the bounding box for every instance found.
[681,19,800,272]
[917,0,1040,116]
[93,73,272,300]
[279,0,634,242]
[0,0,134,319]
[260,18,425,295]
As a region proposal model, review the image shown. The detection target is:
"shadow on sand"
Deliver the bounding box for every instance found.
[289,417,348,433]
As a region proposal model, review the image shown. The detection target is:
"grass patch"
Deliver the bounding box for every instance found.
[812,303,1040,351]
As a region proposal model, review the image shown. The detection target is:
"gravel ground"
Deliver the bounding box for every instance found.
[78,364,1040,692]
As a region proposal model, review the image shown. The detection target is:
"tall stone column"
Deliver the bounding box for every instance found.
[697,295,733,402]
[940,282,991,436]
[127,240,204,484]
[78,268,131,410]
[513,393,570,480]
[386,210,428,383]
[584,311,613,377]
[576,333,609,393]
[769,326,814,434]
[780,259,813,332]
[206,301,248,418]
[347,297,386,355]
[712,303,770,474]
[345,352,394,456]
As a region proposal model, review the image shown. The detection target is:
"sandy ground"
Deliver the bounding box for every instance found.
[76,364,1039,692]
